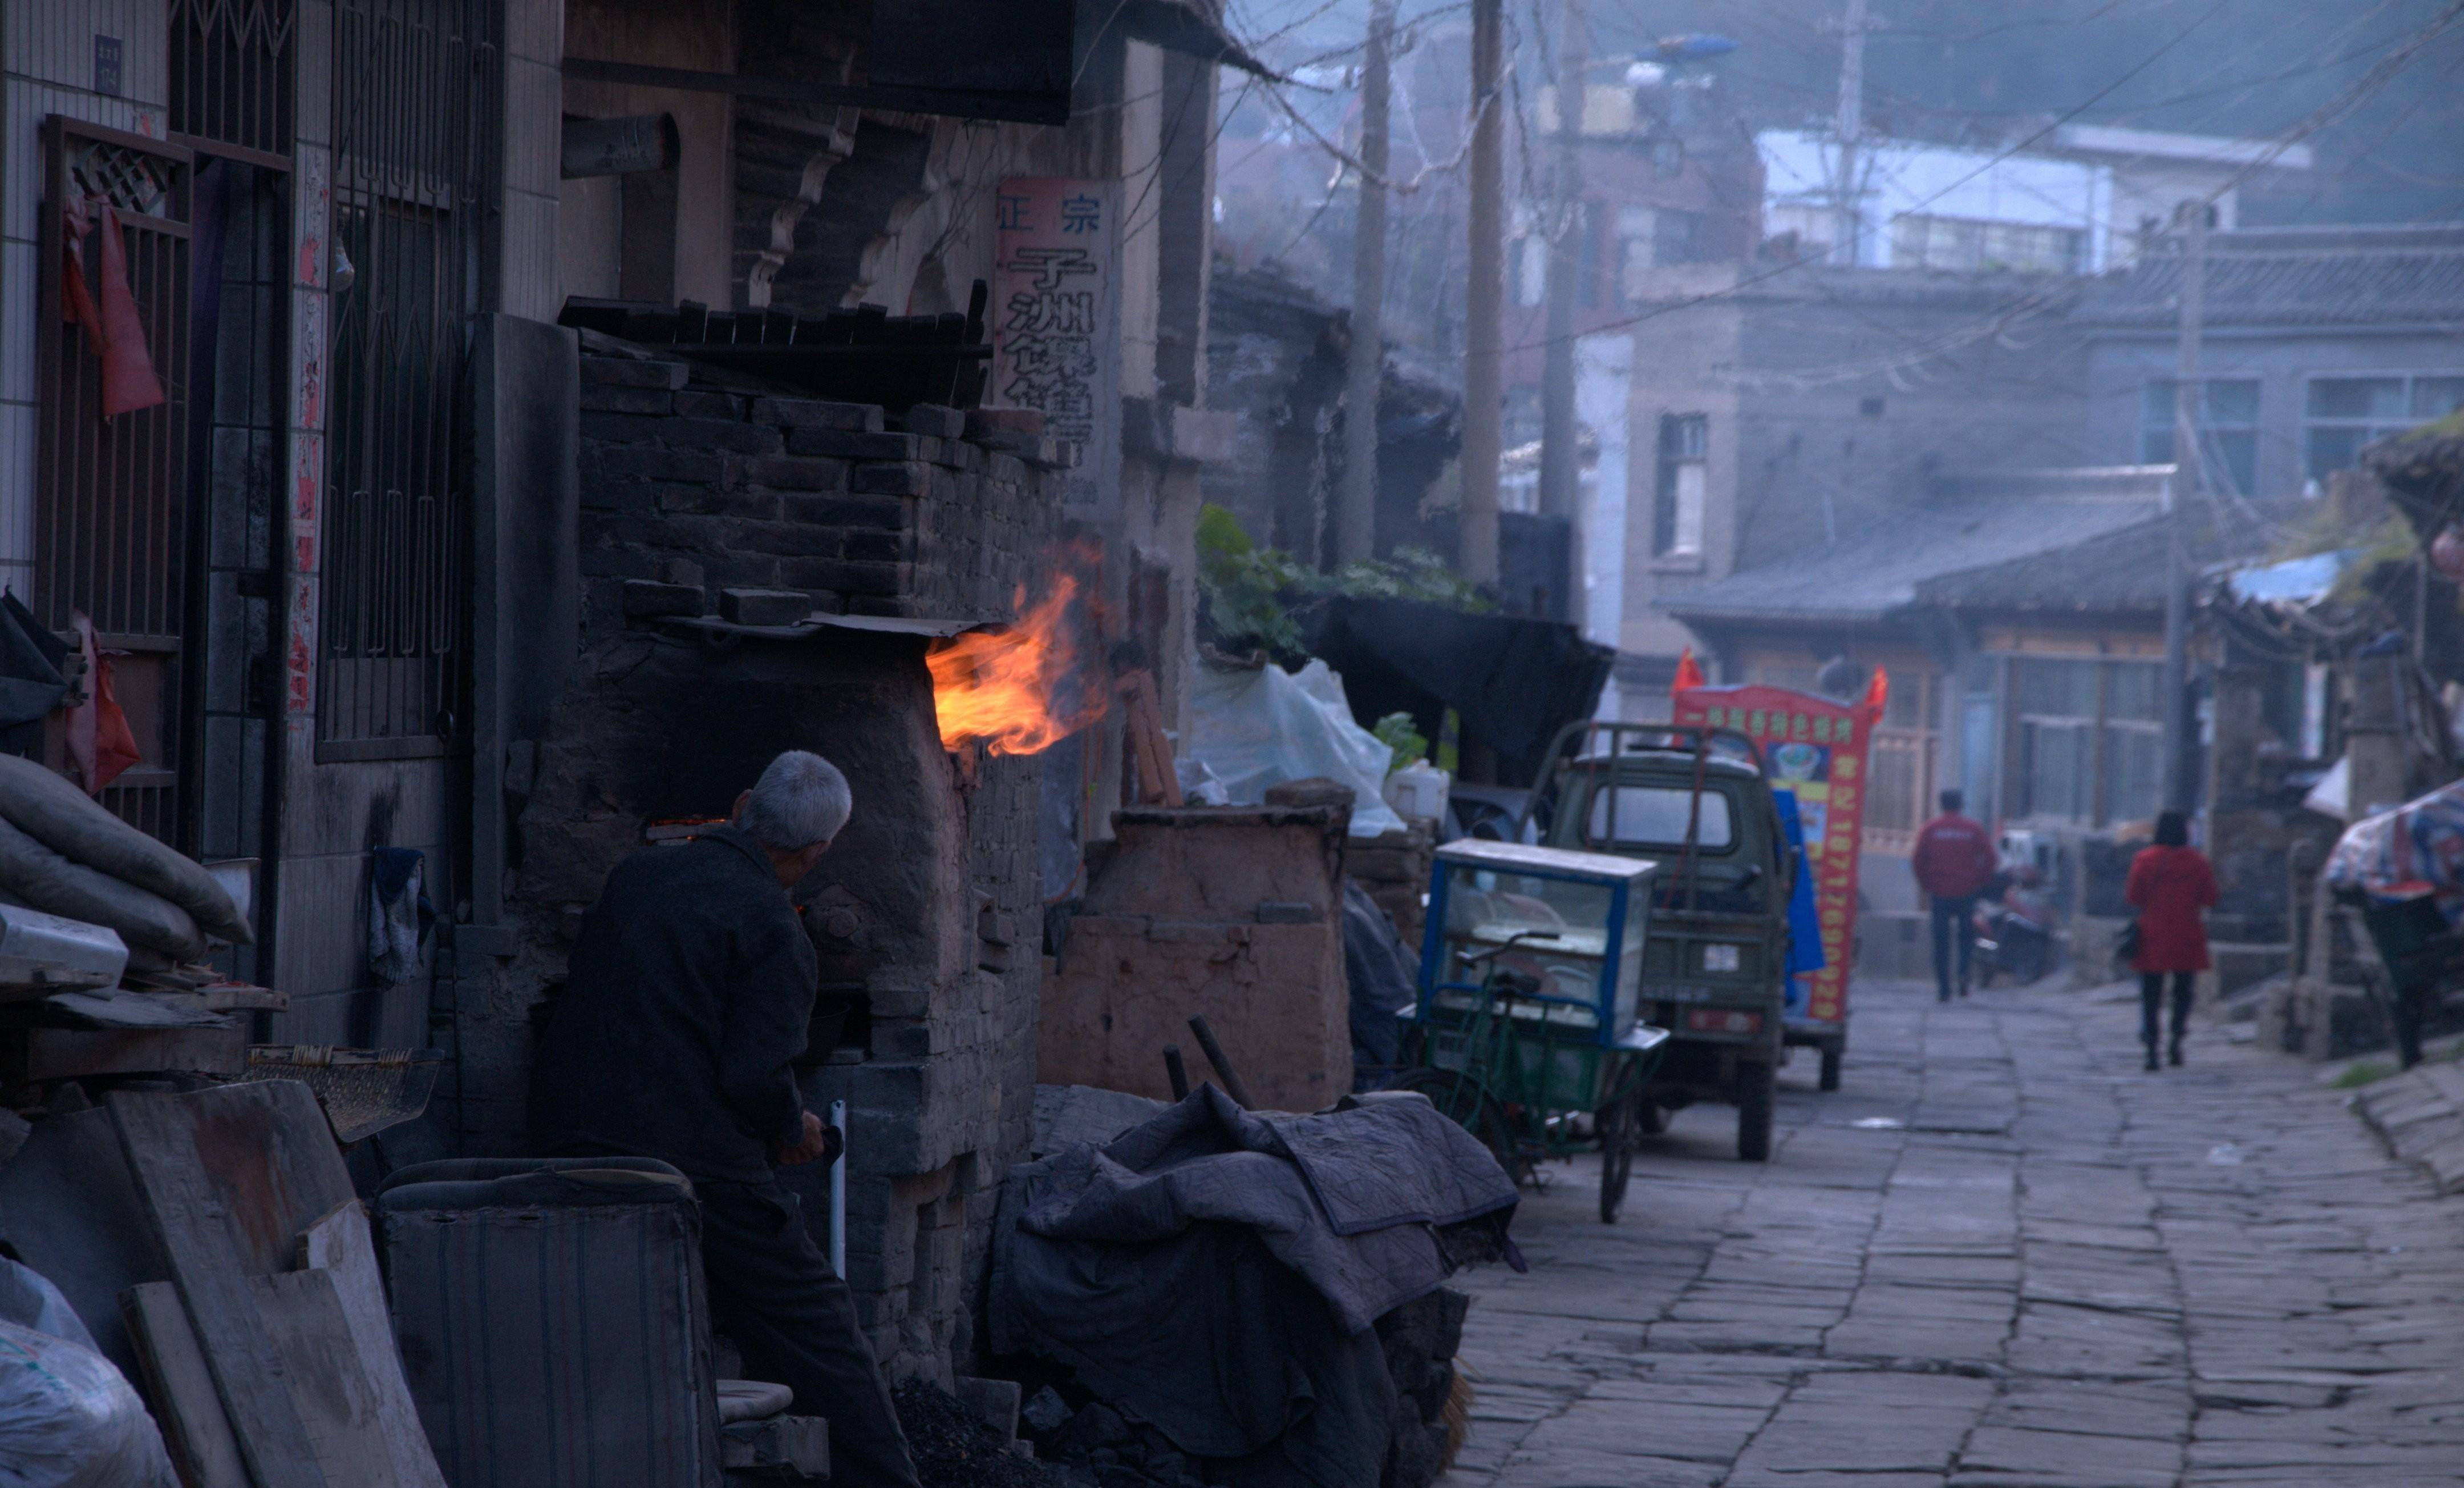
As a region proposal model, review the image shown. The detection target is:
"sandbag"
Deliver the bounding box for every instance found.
[0,1320,178,1488]
[0,755,248,944]
[0,818,205,961]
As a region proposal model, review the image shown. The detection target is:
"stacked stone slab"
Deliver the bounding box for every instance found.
[487,349,1068,1385]
[1345,824,1436,950]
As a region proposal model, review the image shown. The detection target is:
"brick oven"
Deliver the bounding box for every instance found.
[470,340,1071,1382]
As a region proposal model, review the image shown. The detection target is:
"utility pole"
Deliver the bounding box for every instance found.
[1831,0,1869,266]
[1339,0,1396,568]
[1538,0,1586,536]
[2163,198,2206,812]
[1461,0,1505,584]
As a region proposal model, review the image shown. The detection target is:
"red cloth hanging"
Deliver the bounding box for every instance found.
[1671,647,1706,695]
[67,614,141,796]
[60,197,166,419]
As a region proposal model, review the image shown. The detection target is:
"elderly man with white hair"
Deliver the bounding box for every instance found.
[532,749,918,1488]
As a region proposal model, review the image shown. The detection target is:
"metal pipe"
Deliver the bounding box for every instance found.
[1162,1045,1192,1101]
[828,1098,848,1279]
[1186,1016,1257,1110]
[1460,0,1504,583]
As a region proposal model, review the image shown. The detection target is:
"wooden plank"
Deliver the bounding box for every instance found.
[252,1268,403,1488]
[110,1089,333,1488]
[2,1023,248,1080]
[0,1105,168,1381]
[123,1281,250,1488]
[298,1202,448,1488]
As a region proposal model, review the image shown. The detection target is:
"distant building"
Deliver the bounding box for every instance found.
[2074,224,2464,503]
[1660,468,2175,884]
[1510,71,1764,439]
[1760,124,2311,274]
[1611,262,2092,700]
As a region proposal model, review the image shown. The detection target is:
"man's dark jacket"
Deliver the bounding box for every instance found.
[532,826,816,1183]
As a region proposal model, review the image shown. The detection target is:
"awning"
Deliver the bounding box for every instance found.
[1115,0,1279,78]
[1302,597,1613,787]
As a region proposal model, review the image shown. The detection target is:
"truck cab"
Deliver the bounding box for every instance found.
[1534,726,1793,1161]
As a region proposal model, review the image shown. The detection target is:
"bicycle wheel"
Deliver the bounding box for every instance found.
[1596,1075,1641,1224]
[1392,1066,1527,1186]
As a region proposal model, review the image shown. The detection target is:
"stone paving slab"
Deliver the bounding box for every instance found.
[1437,976,2464,1487]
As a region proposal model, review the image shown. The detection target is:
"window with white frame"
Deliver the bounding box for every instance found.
[2140,379,2260,497]
[1654,414,1707,558]
[2304,375,2464,480]
[2013,657,2162,826]
[1890,214,2082,274]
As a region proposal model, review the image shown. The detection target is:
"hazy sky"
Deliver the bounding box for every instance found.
[1224,0,2464,224]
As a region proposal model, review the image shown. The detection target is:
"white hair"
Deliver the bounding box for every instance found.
[739,751,852,851]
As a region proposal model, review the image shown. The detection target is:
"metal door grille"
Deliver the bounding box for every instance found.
[35,120,194,844]
[319,0,499,760]
[170,0,298,158]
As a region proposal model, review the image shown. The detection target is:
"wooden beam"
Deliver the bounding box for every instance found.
[110,1090,332,1488]
[560,58,1069,125]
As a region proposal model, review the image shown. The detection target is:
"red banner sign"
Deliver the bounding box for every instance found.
[1672,667,1886,1025]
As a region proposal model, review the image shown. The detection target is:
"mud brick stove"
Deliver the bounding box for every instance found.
[473,343,1072,1383]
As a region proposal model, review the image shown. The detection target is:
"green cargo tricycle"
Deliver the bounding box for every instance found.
[1395,840,1672,1223]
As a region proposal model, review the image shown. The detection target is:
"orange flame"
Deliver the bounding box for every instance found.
[927,574,1104,755]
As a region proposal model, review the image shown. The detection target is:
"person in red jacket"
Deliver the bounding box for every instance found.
[2125,809,2218,1071]
[1912,790,1999,1004]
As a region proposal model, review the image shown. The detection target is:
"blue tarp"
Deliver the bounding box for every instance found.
[1774,789,1824,1013]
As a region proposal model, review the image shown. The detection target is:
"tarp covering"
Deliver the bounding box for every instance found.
[1302,597,1613,786]
[2324,777,2464,918]
[991,1086,1517,1486]
[1187,659,1407,837]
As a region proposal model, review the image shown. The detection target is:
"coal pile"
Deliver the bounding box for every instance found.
[1376,1287,1470,1484]
[1023,1394,1204,1487]
[893,1379,1061,1488]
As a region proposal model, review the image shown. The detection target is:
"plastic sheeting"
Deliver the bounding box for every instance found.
[1187,660,1405,837]
[0,1320,177,1488]
[2324,777,2464,919]
[1774,790,1825,1014]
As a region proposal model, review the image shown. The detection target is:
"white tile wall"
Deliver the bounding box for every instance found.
[500,186,560,323]
[5,0,167,108]
[503,54,560,200]
[504,0,563,69]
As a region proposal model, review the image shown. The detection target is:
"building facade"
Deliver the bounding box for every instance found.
[2075,224,2464,505]
[1615,262,2093,690]
[3,0,1241,1380]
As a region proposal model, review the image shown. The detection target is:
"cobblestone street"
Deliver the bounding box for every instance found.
[1441,977,2464,1487]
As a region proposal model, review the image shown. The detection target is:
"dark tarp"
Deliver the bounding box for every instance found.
[990,1087,1518,1487]
[1303,597,1612,786]
[0,593,67,759]
[1342,878,1416,1084]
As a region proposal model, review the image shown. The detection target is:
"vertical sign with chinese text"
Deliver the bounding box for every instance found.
[992,179,1121,512]
[1672,677,1887,1025]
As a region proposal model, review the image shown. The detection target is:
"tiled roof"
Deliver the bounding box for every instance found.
[1660,485,2166,625]
[2074,226,2464,330]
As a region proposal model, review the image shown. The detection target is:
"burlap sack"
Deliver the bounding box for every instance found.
[0,755,249,943]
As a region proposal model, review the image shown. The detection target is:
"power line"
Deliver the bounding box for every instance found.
[1505,0,2241,353]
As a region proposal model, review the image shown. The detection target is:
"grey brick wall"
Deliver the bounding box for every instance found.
[467,350,1064,1382]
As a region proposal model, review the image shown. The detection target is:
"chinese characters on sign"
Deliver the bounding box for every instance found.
[993,179,1120,511]
[1673,677,1888,1026]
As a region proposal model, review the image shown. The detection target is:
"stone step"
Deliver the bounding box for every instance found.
[2353,1059,2464,1196]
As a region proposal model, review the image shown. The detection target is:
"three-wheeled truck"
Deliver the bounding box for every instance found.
[1396,839,1672,1222]
[1527,722,1798,1161]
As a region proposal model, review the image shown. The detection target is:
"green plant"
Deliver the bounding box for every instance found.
[1194,506,1492,662]
[1374,711,1429,775]
[2331,1059,2396,1089]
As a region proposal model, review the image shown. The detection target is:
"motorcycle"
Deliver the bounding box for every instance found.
[1972,867,2060,987]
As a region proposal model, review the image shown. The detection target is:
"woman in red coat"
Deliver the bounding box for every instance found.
[2125,810,2218,1071]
